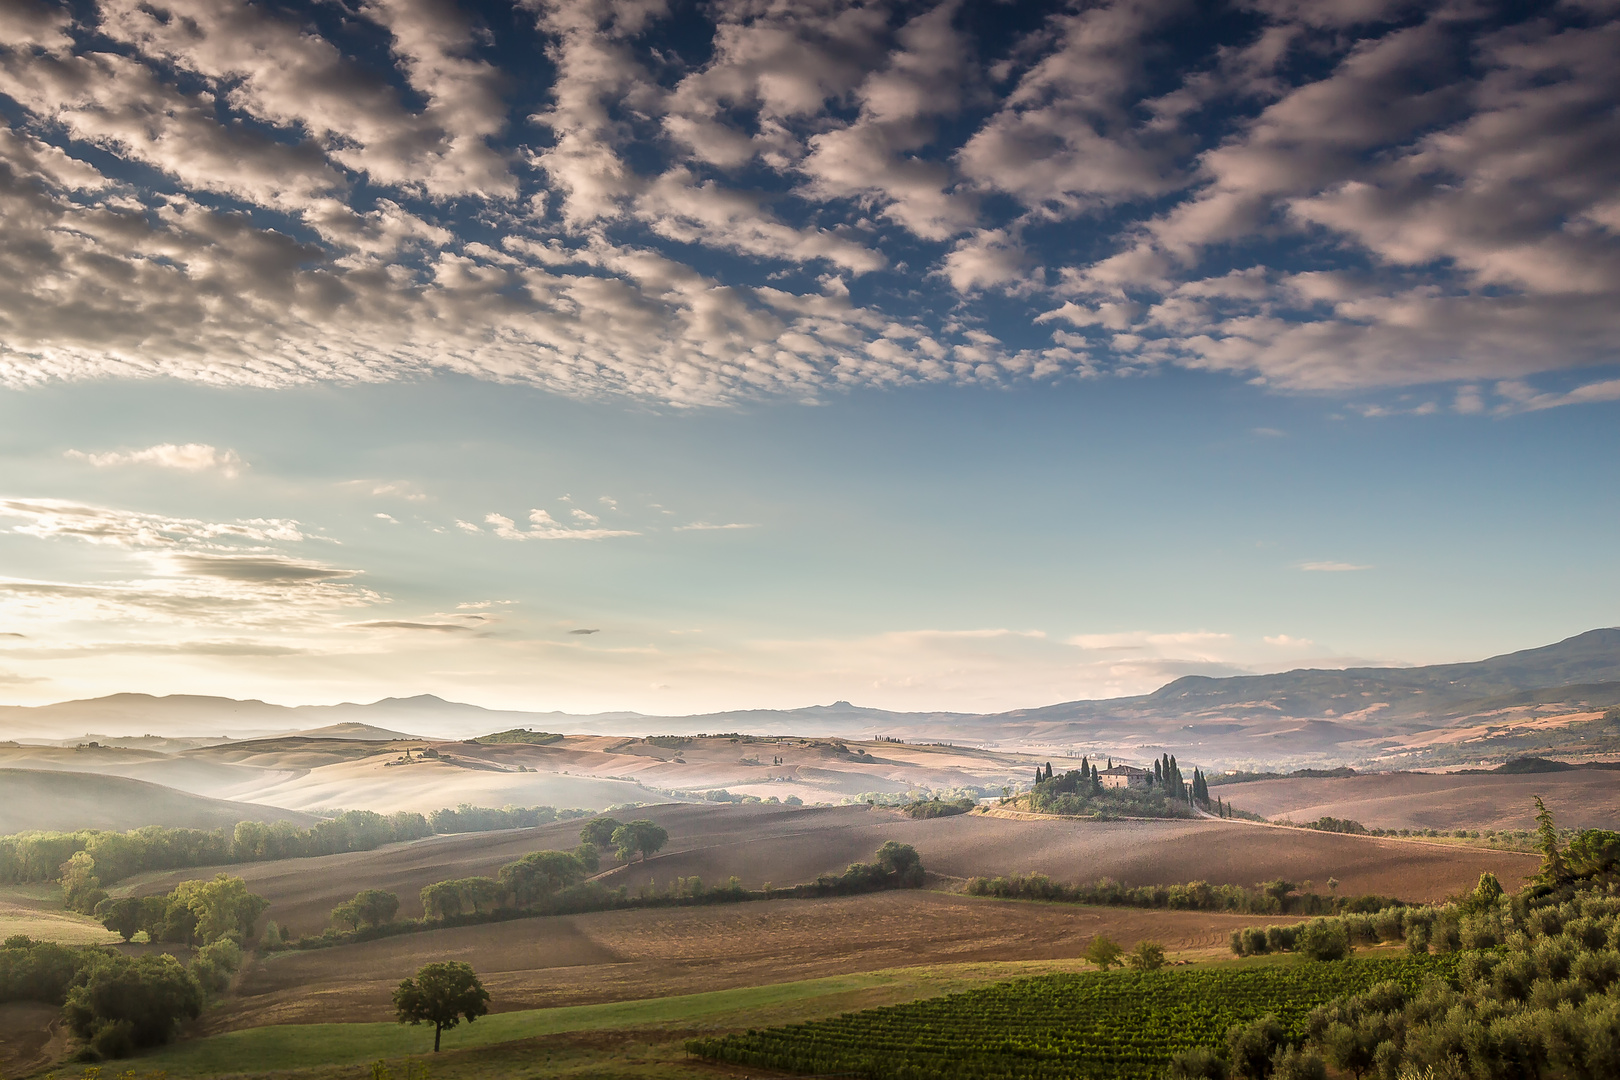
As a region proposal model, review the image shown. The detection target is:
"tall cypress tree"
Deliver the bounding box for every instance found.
[1153,758,1162,783]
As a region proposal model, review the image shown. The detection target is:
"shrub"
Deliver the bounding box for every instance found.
[63,953,203,1052]
[1128,941,1167,971]
[1298,920,1352,962]
[90,1019,136,1059]
[1164,1045,1227,1079]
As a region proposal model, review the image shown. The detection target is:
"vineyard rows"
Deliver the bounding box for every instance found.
[689,956,1456,1080]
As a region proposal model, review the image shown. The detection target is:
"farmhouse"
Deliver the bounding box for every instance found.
[1098,764,1153,789]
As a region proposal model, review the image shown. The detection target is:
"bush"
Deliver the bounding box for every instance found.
[90,1019,136,1059]
[1297,920,1351,962]
[1227,1015,1285,1080]
[1128,941,1167,971]
[1164,1045,1226,1079]
[63,953,203,1051]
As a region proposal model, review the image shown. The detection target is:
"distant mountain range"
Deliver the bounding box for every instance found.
[3,629,1618,767]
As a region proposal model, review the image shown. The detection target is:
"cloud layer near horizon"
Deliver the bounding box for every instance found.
[0,0,1616,408]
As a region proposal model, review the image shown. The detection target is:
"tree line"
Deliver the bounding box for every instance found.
[295,822,926,949]
[965,873,1396,917]
[1,803,596,913]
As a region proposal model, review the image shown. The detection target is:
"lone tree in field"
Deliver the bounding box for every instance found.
[611,820,669,863]
[393,961,490,1052]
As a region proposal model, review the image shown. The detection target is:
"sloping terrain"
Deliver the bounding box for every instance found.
[213,892,1295,1028]
[0,769,315,833]
[125,802,1538,936]
[1220,770,1620,832]
[1,733,1032,815]
[4,629,1617,770]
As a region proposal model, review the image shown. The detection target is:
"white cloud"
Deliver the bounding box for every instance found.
[674,521,758,531]
[65,444,246,478]
[0,0,1611,409]
[483,509,639,541]
[1299,561,1371,572]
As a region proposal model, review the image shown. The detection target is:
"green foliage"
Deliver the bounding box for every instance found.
[497,850,590,906]
[902,797,976,819]
[471,729,563,745]
[1084,936,1124,971]
[1163,1046,1226,1080]
[1298,817,1367,836]
[1534,795,1569,884]
[173,873,271,945]
[94,896,144,941]
[0,937,84,1004]
[1127,941,1166,972]
[579,817,622,849]
[332,889,400,931]
[964,874,1377,918]
[610,820,669,863]
[1296,920,1352,962]
[688,957,1451,1080]
[190,938,244,995]
[876,841,924,885]
[63,953,204,1054]
[426,804,560,833]
[1025,770,1195,820]
[1566,829,1620,877]
[393,961,489,1052]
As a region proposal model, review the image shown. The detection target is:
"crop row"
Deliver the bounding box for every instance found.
[688,956,1456,1080]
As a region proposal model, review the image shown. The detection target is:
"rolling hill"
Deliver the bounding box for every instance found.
[1,629,1616,771]
[0,769,316,833]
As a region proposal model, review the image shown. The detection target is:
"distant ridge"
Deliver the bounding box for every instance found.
[1,628,1616,749]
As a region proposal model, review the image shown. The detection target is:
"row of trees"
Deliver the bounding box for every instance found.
[416,818,670,919]
[95,873,271,946]
[2,803,593,910]
[317,830,925,945]
[965,873,1384,917]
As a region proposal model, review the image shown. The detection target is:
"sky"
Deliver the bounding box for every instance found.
[0,0,1616,715]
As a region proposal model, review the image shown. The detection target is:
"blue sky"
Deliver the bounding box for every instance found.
[0,0,1616,711]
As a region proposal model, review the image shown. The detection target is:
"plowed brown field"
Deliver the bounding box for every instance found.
[212,891,1287,1029]
[127,802,1539,936]
[1221,770,1620,832]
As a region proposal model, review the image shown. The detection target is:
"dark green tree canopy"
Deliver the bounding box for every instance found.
[611,820,669,863]
[580,817,623,849]
[394,961,490,1052]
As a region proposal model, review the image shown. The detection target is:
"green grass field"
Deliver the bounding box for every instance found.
[133,960,1109,1077]
[0,884,122,946]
